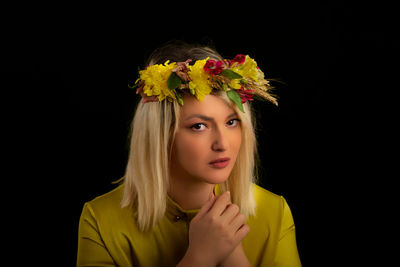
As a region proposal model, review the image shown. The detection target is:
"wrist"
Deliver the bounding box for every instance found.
[177,248,216,267]
[218,243,250,267]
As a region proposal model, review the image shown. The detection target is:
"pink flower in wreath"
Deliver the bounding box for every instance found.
[203,59,224,76]
[237,87,255,103]
[225,54,246,66]
[232,54,246,64]
[172,59,192,82]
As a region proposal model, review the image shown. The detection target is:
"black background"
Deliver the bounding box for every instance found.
[3,2,396,266]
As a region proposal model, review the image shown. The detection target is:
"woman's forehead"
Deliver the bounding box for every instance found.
[179,94,237,120]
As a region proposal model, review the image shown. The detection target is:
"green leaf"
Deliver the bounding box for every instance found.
[167,72,182,90]
[221,69,242,79]
[175,90,184,106]
[227,90,244,113]
[222,83,227,91]
[216,81,227,91]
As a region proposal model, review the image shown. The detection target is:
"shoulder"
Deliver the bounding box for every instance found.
[250,183,293,227]
[81,184,126,221]
[246,184,301,266]
[88,184,124,208]
[251,183,285,210]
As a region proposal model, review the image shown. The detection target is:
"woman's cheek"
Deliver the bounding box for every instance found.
[177,134,201,159]
[185,142,205,163]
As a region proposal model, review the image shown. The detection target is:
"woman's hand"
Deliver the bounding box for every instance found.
[217,242,251,267]
[184,191,250,267]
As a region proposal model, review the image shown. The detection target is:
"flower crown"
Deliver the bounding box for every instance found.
[131,54,278,112]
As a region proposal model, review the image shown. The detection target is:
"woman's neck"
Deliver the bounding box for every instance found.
[168,178,215,210]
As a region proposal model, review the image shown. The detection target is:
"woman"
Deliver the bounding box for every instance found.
[77,42,302,266]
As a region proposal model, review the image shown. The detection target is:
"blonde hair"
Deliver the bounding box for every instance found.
[119,43,259,232]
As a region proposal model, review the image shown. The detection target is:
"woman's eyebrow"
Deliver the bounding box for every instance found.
[184,112,237,122]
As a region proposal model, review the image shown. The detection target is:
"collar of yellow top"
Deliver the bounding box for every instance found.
[165,184,221,222]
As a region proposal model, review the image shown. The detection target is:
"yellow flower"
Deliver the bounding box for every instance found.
[232,55,260,82]
[188,58,212,101]
[139,60,177,101]
[229,78,242,89]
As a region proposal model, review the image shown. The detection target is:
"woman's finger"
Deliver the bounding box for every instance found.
[194,192,217,219]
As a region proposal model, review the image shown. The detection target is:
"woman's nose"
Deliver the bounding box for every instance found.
[211,127,227,152]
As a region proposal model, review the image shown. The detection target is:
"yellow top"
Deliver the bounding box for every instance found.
[77,183,301,267]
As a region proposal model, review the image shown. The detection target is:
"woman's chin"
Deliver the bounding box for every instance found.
[201,171,231,184]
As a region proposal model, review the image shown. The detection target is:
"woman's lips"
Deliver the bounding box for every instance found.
[209,157,231,169]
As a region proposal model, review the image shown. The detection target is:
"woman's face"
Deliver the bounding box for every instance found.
[170,94,242,185]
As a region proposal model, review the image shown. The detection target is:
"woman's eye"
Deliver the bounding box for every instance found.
[227,119,240,127]
[191,123,206,131]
